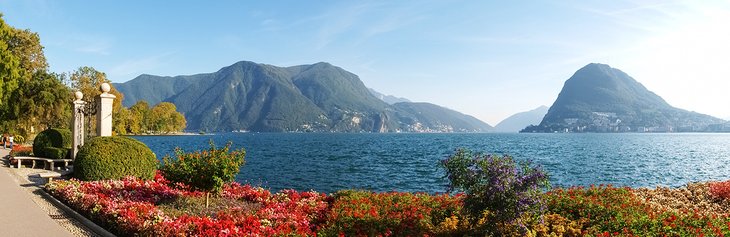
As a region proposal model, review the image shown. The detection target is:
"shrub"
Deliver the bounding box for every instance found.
[74,136,157,181]
[42,147,68,159]
[160,141,245,194]
[441,148,550,235]
[32,128,72,158]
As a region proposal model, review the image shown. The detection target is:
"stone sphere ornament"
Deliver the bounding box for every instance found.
[100,83,111,93]
[74,91,84,101]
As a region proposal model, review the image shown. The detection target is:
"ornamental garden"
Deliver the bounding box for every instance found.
[12,130,730,236]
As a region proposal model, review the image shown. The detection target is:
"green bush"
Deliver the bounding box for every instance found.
[160,141,245,194]
[32,128,72,158]
[74,136,157,181]
[441,149,550,235]
[42,147,68,159]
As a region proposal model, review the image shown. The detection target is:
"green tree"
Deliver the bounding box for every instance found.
[0,14,22,112]
[113,107,130,135]
[0,13,65,137]
[69,66,124,136]
[129,100,150,133]
[10,71,71,137]
[6,28,47,77]
[171,112,187,132]
[149,102,186,133]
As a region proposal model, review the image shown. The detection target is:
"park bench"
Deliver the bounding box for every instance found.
[37,168,73,182]
[14,156,73,170]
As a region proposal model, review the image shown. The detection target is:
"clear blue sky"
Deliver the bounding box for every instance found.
[2,0,729,125]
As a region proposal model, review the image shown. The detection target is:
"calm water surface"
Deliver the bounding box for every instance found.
[132,133,730,194]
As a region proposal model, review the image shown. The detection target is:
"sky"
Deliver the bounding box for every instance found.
[2,0,729,125]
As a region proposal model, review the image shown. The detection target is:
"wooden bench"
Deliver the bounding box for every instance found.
[14,156,73,170]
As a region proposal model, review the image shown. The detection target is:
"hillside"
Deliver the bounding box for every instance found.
[115,61,492,132]
[392,102,492,132]
[494,105,548,132]
[113,74,204,107]
[522,63,725,132]
[368,88,411,105]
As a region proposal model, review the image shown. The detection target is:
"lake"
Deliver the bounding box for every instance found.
[131,133,730,194]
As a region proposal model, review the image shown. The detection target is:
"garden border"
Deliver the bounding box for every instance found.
[38,187,117,237]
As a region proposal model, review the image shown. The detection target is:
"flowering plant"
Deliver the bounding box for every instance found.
[319,190,466,236]
[46,172,330,236]
[441,148,550,234]
[10,145,33,157]
[709,180,730,200]
[547,184,730,236]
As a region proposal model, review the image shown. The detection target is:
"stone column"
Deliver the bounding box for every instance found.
[72,91,86,160]
[96,83,116,137]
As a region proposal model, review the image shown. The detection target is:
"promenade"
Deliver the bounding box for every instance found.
[0,148,75,237]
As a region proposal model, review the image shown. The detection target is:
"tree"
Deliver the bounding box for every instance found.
[69,66,124,136]
[113,107,130,135]
[118,100,186,134]
[0,14,22,112]
[0,14,65,137]
[171,112,187,132]
[6,28,47,77]
[10,71,71,136]
[129,100,150,133]
[149,102,187,133]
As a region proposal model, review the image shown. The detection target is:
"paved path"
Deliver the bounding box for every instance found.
[0,148,74,237]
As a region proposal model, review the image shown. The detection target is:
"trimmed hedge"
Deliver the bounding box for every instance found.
[33,128,72,159]
[74,136,157,181]
[42,147,68,160]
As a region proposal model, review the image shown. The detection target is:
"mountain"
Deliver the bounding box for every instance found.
[115,61,492,133]
[522,63,725,133]
[368,88,411,105]
[494,105,548,132]
[113,74,203,107]
[392,102,492,132]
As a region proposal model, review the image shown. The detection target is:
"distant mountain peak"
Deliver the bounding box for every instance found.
[523,63,724,132]
[494,105,549,132]
[368,88,411,105]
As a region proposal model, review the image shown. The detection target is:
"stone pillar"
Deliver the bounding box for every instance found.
[96,83,116,137]
[72,91,86,160]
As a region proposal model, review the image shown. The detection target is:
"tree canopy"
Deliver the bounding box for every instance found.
[0,13,68,137]
[115,101,186,135]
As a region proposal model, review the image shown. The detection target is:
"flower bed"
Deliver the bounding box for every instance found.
[9,145,33,156]
[46,173,730,236]
[318,190,466,236]
[546,184,730,236]
[8,145,33,165]
[46,172,330,236]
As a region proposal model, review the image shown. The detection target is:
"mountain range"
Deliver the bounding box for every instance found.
[114,61,492,133]
[493,105,548,132]
[522,63,726,133]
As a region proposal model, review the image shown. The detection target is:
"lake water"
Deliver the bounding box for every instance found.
[131,133,730,194]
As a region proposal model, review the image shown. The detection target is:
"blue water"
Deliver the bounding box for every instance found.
[131,133,730,194]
